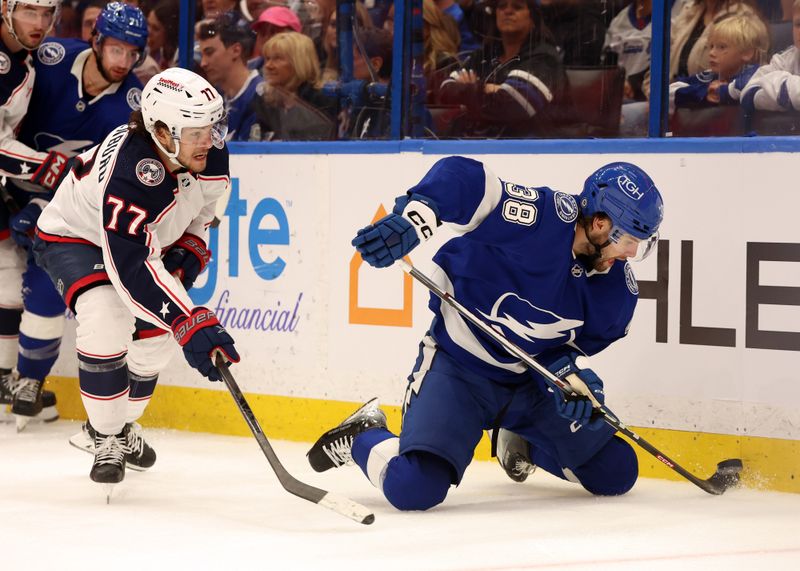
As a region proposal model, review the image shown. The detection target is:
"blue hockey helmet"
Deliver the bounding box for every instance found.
[579,162,664,261]
[93,2,148,66]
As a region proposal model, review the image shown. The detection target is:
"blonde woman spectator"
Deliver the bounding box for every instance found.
[423,0,461,103]
[669,12,769,112]
[249,31,337,139]
[741,0,800,110]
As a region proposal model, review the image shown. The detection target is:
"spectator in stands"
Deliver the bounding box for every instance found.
[439,0,565,137]
[147,0,180,70]
[540,0,607,66]
[644,0,758,97]
[248,31,337,140]
[241,0,272,21]
[435,0,480,52]
[202,0,241,19]
[741,0,800,110]
[318,0,374,82]
[424,0,462,103]
[347,27,393,138]
[669,12,768,112]
[251,5,302,63]
[198,12,264,140]
[81,0,106,42]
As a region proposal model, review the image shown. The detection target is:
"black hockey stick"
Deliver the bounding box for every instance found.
[398,260,742,495]
[216,356,375,524]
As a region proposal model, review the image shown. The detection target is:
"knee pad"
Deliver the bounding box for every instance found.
[382,451,453,511]
[127,333,177,377]
[573,436,638,496]
[74,286,135,358]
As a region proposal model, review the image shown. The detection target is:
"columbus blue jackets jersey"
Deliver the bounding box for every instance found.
[37,124,230,329]
[0,39,49,183]
[407,157,639,381]
[19,38,142,159]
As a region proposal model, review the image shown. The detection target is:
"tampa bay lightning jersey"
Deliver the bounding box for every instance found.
[223,69,263,142]
[18,38,142,159]
[408,157,639,381]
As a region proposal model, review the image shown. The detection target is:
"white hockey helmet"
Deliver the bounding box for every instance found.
[140,68,227,161]
[2,0,61,49]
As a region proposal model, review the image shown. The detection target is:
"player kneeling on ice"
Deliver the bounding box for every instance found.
[33,68,239,488]
[308,158,664,510]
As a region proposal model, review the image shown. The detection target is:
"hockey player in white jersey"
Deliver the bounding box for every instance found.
[33,68,239,488]
[0,0,64,421]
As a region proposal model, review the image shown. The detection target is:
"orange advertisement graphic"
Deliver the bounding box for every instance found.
[349,204,413,327]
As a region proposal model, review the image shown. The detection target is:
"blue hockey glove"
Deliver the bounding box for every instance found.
[546,353,606,431]
[352,213,419,268]
[171,307,239,382]
[9,201,43,250]
[162,233,211,290]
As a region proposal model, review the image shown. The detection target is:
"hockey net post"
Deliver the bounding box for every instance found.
[398,260,742,495]
[215,356,375,524]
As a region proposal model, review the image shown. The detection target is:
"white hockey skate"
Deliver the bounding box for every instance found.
[70,421,156,471]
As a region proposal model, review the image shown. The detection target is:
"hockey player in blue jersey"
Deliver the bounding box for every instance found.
[307,157,664,511]
[6,2,148,430]
[0,0,64,422]
[34,67,239,487]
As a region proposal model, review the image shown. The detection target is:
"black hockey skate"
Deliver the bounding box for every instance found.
[307,398,387,472]
[90,430,127,485]
[12,378,58,430]
[1,368,21,405]
[70,420,156,471]
[496,428,536,483]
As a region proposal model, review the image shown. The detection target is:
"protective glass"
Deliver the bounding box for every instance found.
[608,226,659,262]
[103,43,142,65]
[179,117,228,150]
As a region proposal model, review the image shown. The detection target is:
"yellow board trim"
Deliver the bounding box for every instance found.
[47,376,799,494]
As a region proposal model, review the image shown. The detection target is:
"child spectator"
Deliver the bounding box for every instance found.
[670,12,768,112]
[741,0,800,110]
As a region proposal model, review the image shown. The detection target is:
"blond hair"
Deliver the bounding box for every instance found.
[423,0,460,74]
[262,31,321,91]
[710,12,770,64]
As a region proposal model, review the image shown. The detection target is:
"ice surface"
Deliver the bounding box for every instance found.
[2,420,799,571]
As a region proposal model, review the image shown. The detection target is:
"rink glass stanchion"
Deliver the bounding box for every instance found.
[397,260,743,495]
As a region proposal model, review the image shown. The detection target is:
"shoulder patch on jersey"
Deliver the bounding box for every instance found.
[37,42,66,65]
[624,262,638,295]
[554,192,578,223]
[0,52,10,74]
[127,88,142,110]
[136,158,165,187]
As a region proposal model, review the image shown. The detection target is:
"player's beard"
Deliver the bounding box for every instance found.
[95,51,128,84]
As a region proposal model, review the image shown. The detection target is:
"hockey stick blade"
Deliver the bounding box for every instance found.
[216,357,375,525]
[398,260,743,496]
